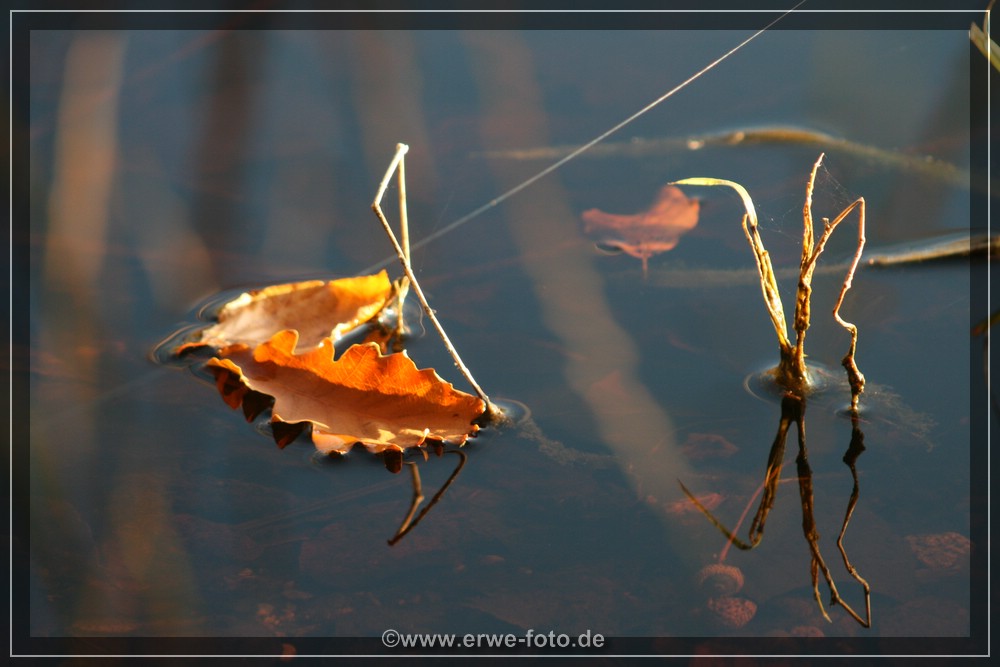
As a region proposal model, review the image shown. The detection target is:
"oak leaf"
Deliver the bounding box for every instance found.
[582,184,699,275]
[206,330,485,456]
[179,270,395,353]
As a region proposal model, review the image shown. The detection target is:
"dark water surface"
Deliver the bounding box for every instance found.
[22,20,987,656]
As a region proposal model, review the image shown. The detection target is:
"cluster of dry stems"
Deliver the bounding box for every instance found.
[674,152,866,410]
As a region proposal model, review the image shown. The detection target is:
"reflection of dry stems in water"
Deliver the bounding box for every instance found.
[790,399,870,627]
[837,412,871,624]
[388,449,467,546]
[680,396,871,627]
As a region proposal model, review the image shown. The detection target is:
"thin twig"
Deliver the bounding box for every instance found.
[825,198,867,411]
[791,154,824,375]
[394,147,411,339]
[398,149,410,265]
[794,153,866,409]
[372,144,499,419]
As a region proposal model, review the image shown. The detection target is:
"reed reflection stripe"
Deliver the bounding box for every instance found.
[462,30,694,523]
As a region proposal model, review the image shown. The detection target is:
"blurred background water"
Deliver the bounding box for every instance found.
[19,16,988,655]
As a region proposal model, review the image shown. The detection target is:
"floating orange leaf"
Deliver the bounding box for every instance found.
[582,184,699,275]
[178,270,395,353]
[206,330,485,456]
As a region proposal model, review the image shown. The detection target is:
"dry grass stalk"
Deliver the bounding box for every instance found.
[372,143,499,421]
[674,153,866,409]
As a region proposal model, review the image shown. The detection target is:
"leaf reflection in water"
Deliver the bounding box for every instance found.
[582,184,700,277]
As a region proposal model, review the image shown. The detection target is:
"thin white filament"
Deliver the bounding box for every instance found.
[359,1,807,275]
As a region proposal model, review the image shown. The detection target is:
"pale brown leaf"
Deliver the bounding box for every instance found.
[179,271,394,353]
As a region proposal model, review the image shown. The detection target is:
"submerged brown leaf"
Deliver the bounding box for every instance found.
[582,184,699,275]
[178,270,395,353]
[206,330,485,456]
